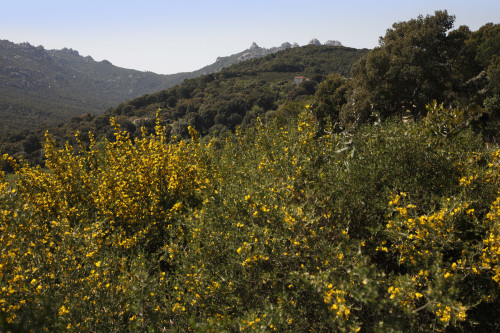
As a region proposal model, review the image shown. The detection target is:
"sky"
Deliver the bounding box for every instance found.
[1,0,499,75]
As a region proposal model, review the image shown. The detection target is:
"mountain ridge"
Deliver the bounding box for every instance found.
[0,39,192,131]
[0,38,344,132]
[195,39,342,75]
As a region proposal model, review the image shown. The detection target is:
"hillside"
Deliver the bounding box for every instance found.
[0,44,368,164]
[107,45,369,137]
[190,39,342,75]
[0,39,345,133]
[0,40,192,131]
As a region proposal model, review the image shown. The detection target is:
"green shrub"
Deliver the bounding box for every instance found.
[1,106,499,331]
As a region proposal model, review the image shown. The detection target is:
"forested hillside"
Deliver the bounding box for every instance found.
[107,45,368,134]
[1,10,500,332]
[0,39,345,134]
[0,44,368,166]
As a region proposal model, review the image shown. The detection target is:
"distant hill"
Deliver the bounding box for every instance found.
[0,43,368,165]
[0,38,345,132]
[0,40,192,131]
[106,44,369,138]
[191,39,342,75]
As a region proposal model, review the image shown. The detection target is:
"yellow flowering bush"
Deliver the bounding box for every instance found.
[0,116,210,330]
[1,105,499,331]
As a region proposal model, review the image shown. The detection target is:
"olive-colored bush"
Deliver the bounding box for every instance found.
[1,106,499,331]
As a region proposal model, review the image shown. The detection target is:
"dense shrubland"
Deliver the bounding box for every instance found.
[1,10,500,332]
[1,101,500,331]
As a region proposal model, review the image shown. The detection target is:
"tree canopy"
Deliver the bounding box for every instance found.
[339,11,500,128]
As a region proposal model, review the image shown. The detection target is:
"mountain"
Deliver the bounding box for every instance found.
[191,39,343,75]
[0,38,345,132]
[0,43,368,165]
[0,39,193,131]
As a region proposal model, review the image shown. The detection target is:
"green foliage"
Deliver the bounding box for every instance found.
[342,10,458,123]
[340,11,500,129]
[469,23,500,68]
[226,45,368,77]
[423,101,484,143]
[1,103,500,331]
[312,73,348,127]
[487,56,500,96]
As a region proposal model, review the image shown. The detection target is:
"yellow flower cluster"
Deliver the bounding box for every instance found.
[483,194,500,285]
[387,195,469,265]
[323,284,350,320]
[380,148,500,326]
[434,302,467,324]
[0,116,210,328]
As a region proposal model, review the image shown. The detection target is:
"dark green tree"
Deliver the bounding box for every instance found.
[341,10,458,125]
[22,133,42,154]
[488,56,500,96]
[312,73,348,125]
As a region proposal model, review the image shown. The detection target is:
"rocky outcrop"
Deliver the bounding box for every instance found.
[212,38,343,72]
[280,42,292,49]
[309,38,322,46]
[249,42,260,50]
[325,40,343,46]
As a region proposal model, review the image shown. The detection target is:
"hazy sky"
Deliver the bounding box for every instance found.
[1,0,499,74]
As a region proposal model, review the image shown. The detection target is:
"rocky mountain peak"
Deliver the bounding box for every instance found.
[324,40,343,46]
[281,42,292,49]
[249,42,260,50]
[309,38,322,46]
[60,48,80,56]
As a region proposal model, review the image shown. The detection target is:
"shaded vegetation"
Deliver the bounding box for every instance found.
[337,11,500,133]
[1,11,500,332]
[0,45,368,166]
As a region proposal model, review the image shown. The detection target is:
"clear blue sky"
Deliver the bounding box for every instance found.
[1,0,499,74]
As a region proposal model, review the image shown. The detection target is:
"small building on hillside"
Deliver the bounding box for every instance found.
[294,76,308,84]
